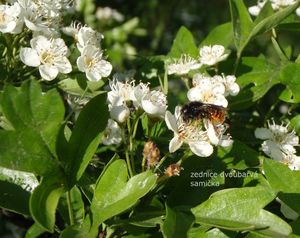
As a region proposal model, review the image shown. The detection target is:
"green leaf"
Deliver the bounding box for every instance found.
[89,160,157,237]
[230,57,281,110]
[0,80,64,176]
[280,63,300,103]
[290,115,300,135]
[263,158,300,194]
[30,176,66,232]
[192,186,291,237]
[0,167,38,215]
[230,0,300,57]
[200,22,233,48]
[229,0,253,56]
[168,26,199,58]
[58,186,85,225]
[162,205,194,238]
[60,93,109,186]
[25,223,46,238]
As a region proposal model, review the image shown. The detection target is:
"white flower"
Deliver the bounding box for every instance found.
[166,54,201,75]
[165,107,213,157]
[77,26,103,53]
[187,74,228,107]
[62,21,82,38]
[107,78,136,107]
[0,2,23,34]
[17,0,65,34]
[248,0,267,16]
[107,78,136,123]
[20,35,72,81]
[77,45,112,82]
[199,45,229,66]
[141,90,167,118]
[255,120,299,167]
[213,74,240,96]
[110,105,130,124]
[133,82,150,108]
[249,0,299,16]
[204,119,233,147]
[271,0,297,10]
[96,7,124,22]
[102,119,123,145]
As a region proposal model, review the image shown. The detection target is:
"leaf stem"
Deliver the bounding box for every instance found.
[67,190,75,226]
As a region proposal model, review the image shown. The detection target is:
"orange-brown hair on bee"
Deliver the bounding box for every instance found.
[181,101,227,125]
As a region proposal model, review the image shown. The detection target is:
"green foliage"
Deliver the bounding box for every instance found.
[2,0,300,237]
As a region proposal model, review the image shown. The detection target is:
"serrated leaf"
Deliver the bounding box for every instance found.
[230,0,300,57]
[60,93,109,186]
[200,22,233,48]
[263,158,300,194]
[192,187,291,237]
[0,80,64,176]
[88,160,157,237]
[230,57,281,110]
[168,26,199,58]
[280,63,300,103]
[30,176,66,232]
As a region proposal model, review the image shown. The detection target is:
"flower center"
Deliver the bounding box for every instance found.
[40,51,54,65]
[0,12,8,25]
[202,91,213,102]
[84,56,95,69]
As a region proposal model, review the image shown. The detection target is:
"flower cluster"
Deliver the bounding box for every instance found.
[165,45,238,157]
[249,0,300,16]
[0,0,112,82]
[255,120,300,170]
[102,75,168,145]
[166,44,228,75]
[188,73,239,107]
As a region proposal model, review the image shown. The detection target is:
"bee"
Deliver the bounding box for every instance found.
[181,101,227,125]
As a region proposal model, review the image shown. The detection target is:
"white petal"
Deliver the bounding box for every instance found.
[189,141,214,157]
[165,111,178,132]
[39,65,58,81]
[255,128,273,140]
[110,105,130,123]
[296,7,300,17]
[98,60,112,77]
[169,136,183,153]
[187,87,202,101]
[205,120,219,145]
[86,71,101,81]
[76,56,85,72]
[20,48,40,67]
[248,6,261,16]
[55,58,72,74]
[229,83,240,96]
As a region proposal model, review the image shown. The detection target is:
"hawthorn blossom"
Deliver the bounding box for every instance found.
[102,119,123,145]
[255,120,300,169]
[166,54,201,75]
[141,90,167,118]
[0,2,23,34]
[199,45,229,66]
[249,0,300,16]
[17,0,69,34]
[20,35,72,81]
[187,74,228,107]
[77,45,112,82]
[213,74,240,96]
[96,7,124,22]
[165,107,214,157]
[77,26,103,52]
